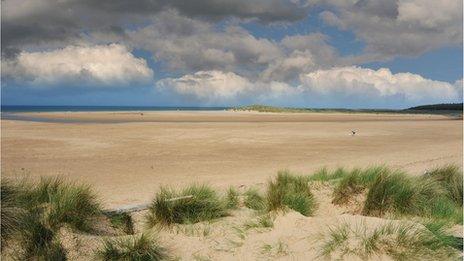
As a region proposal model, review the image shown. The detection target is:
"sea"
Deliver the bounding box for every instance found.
[1,105,231,123]
[1,105,229,113]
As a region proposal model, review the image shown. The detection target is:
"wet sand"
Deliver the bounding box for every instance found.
[1,111,462,207]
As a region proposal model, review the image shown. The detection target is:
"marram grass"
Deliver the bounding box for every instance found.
[146,184,228,226]
[243,188,266,211]
[1,176,102,259]
[266,170,316,216]
[96,233,169,261]
[224,186,240,209]
[319,221,460,260]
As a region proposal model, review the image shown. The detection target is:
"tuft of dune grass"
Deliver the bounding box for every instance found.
[146,184,228,226]
[244,188,266,211]
[332,166,389,205]
[308,167,347,182]
[328,165,463,224]
[319,221,460,260]
[423,220,463,251]
[1,177,102,259]
[244,214,274,230]
[362,170,462,223]
[19,211,67,260]
[423,165,463,206]
[106,212,135,235]
[1,179,26,246]
[267,170,316,216]
[96,233,169,261]
[224,187,240,209]
[17,177,102,232]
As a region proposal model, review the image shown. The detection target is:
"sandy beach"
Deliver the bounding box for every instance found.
[1,111,462,207]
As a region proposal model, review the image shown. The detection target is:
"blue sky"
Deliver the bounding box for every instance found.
[2,0,462,108]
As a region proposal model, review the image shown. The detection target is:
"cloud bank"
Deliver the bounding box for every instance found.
[157,67,462,108]
[3,44,153,88]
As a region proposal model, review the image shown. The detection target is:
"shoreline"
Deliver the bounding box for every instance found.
[1,110,458,124]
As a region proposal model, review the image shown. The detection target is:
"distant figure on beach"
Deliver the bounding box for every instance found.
[351,130,357,136]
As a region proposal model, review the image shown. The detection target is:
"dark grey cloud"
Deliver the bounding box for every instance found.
[319,0,462,60]
[1,0,308,54]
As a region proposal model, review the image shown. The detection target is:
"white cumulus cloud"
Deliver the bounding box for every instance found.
[3,44,153,87]
[298,67,460,104]
[156,70,296,105]
[156,67,461,108]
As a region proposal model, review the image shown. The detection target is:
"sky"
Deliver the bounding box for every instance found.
[1,0,463,109]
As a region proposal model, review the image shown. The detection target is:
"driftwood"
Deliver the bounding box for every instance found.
[103,195,194,214]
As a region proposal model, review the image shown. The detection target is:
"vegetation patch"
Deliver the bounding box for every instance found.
[328,165,463,224]
[146,184,228,226]
[362,169,462,223]
[332,166,389,205]
[106,212,134,235]
[308,167,347,182]
[224,187,240,209]
[261,240,290,257]
[96,233,169,260]
[1,177,102,260]
[243,188,266,211]
[267,170,316,216]
[423,220,463,251]
[319,222,460,260]
[244,214,274,230]
[422,165,463,206]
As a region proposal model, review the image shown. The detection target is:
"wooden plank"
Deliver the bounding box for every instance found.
[103,195,194,214]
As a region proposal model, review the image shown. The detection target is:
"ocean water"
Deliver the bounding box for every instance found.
[1,105,231,123]
[1,105,229,112]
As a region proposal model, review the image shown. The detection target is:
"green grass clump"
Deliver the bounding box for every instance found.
[147,184,227,226]
[224,187,240,209]
[1,177,102,259]
[96,233,169,260]
[362,171,461,222]
[22,177,102,232]
[423,220,463,251]
[332,167,388,205]
[1,179,26,245]
[106,212,135,235]
[266,171,316,216]
[308,167,347,182]
[17,210,67,260]
[362,171,417,216]
[423,165,463,206]
[243,188,266,211]
[320,222,459,260]
[327,165,462,224]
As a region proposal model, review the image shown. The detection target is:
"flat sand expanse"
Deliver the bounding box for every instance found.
[1,111,462,207]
